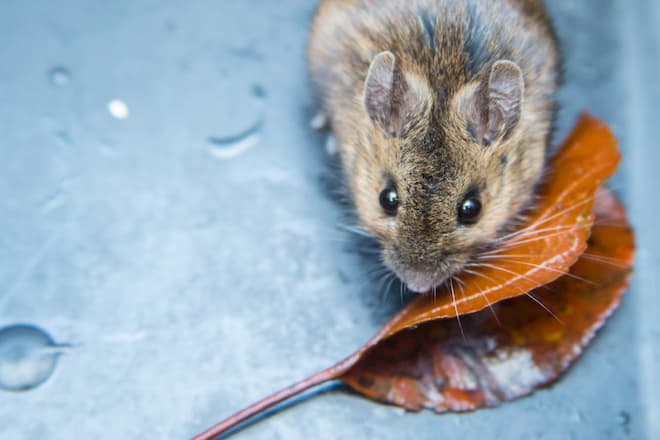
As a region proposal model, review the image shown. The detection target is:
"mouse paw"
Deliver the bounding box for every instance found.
[325,134,339,156]
[310,112,329,131]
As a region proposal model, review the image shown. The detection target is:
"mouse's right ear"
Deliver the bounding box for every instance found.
[364,51,423,138]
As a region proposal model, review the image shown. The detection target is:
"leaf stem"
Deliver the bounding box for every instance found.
[192,358,356,440]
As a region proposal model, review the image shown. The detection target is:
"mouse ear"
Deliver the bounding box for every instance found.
[364,51,421,138]
[468,60,524,146]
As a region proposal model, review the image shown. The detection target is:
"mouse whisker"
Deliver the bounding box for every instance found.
[454,277,486,330]
[452,276,466,288]
[449,277,465,340]
[381,272,397,303]
[375,278,389,295]
[357,275,380,295]
[455,276,466,302]
[458,270,502,327]
[578,253,630,268]
[493,221,589,248]
[465,261,559,295]
[478,224,591,258]
[483,227,593,254]
[475,252,555,260]
[355,248,384,257]
[367,263,389,274]
[494,223,592,245]
[463,264,562,326]
[475,251,629,269]
[523,291,564,325]
[466,262,543,289]
[591,218,630,227]
[491,195,599,245]
[474,256,599,286]
[337,224,373,238]
[462,264,503,286]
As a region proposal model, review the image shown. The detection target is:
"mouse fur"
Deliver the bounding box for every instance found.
[308,0,560,293]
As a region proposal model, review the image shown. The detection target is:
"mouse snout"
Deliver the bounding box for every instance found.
[399,267,443,294]
[385,243,470,294]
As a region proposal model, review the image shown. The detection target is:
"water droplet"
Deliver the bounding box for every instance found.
[226,44,264,62]
[208,121,262,160]
[0,324,66,392]
[573,409,586,422]
[618,411,632,434]
[55,130,73,146]
[48,67,71,87]
[41,191,64,213]
[251,84,267,111]
[108,99,129,120]
[252,84,266,100]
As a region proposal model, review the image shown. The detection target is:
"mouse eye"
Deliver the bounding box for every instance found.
[458,192,482,225]
[379,183,399,216]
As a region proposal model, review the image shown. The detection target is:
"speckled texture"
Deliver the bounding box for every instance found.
[0,1,657,439]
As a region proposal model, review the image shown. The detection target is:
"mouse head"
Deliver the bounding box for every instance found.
[355,51,545,293]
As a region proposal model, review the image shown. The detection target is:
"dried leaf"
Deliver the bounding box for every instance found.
[343,190,634,411]
[193,115,631,440]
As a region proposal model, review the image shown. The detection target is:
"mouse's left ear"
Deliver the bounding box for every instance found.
[467,60,524,146]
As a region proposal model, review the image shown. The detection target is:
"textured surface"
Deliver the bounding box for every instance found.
[0,1,658,439]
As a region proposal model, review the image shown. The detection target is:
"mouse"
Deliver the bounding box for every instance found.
[308,0,561,294]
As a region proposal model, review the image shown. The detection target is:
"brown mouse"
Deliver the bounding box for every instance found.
[308,0,560,293]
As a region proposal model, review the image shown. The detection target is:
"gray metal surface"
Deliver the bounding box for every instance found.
[0,0,658,439]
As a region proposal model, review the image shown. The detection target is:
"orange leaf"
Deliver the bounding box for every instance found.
[342,190,634,411]
[193,115,630,440]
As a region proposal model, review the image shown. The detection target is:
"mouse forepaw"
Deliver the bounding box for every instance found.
[325,134,339,156]
[310,112,329,131]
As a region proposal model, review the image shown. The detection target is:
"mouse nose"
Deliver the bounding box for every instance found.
[401,268,437,293]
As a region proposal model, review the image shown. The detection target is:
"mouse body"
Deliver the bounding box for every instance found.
[308,0,560,293]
